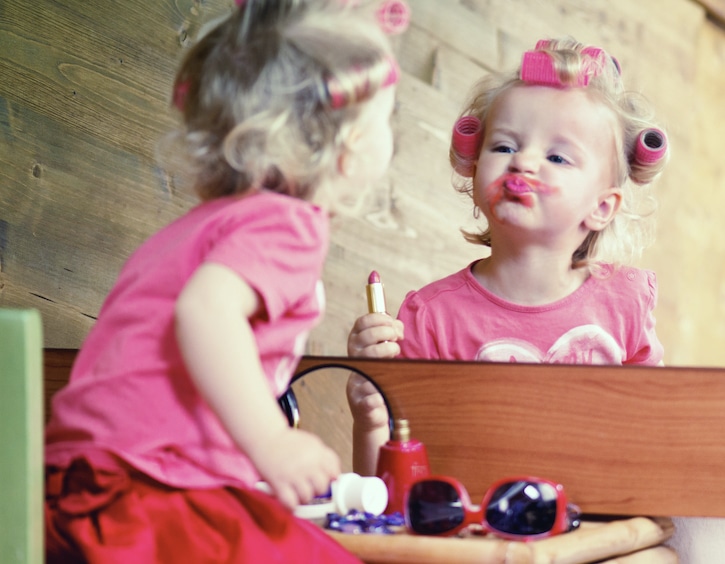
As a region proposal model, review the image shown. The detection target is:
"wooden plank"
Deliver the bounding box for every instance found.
[0,100,196,346]
[405,0,500,70]
[43,349,77,423]
[0,0,231,157]
[431,45,490,112]
[296,357,725,518]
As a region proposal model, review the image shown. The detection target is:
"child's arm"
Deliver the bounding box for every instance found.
[346,313,404,475]
[347,373,391,476]
[175,262,340,510]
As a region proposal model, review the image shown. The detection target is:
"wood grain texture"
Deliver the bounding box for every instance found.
[43,348,77,423]
[0,0,224,346]
[297,356,725,518]
[3,0,725,368]
[327,517,674,564]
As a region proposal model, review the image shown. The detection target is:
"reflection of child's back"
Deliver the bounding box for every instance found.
[347,37,669,477]
[45,2,402,562]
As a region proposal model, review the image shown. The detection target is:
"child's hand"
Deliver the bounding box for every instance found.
[347,313,404,358]
[253,427,340,511]
[347,373,388,431]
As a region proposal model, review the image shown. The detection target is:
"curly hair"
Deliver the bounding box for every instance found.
[450,37,670,272]
[160,0,394,203]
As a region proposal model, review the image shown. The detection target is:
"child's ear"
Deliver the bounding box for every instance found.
[337,147,356,178]
[337,128,363,178]
[584,188,622,231]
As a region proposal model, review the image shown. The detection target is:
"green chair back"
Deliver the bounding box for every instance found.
[0,309,44,563]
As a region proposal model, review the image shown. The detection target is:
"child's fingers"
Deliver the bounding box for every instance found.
[273,482,303,510]
[349,326,400,355]
[351,312,393,332]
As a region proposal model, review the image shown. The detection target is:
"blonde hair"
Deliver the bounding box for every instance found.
[451,37,669,272]
[161,0,394,202]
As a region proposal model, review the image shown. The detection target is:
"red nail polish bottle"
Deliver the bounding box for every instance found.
[375,418,430,515]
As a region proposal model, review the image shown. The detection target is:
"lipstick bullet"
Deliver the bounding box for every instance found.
[366,271,387,314]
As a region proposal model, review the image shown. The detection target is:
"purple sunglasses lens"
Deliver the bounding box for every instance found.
[485,481,558,536]
[407,480,465,535]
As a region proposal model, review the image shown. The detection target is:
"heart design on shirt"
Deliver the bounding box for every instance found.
[474,324,624,364]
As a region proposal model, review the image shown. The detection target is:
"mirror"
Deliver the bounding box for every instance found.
[3,1,722,369]
[303,3,723,368]
[282,365,393,473]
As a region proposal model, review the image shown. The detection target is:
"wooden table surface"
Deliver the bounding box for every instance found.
[325,516,676,564]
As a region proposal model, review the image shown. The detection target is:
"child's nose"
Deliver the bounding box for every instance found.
[508,150,538,174]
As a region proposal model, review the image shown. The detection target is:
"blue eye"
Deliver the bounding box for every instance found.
[548,154,569,165]
[492,145,514,154]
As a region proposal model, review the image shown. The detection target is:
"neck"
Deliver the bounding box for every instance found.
[472,248,589,305]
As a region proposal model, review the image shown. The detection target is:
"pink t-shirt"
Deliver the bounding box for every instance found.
[398,262,663,365]
[45,191,329,489]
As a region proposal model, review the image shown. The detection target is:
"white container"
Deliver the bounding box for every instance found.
[256,472,388,520]
[332,473,388,516]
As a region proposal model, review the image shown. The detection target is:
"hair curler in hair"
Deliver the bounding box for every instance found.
[376,0,411,34]
[452,116,482,160]
[172,80,190,111]
[450,116,482,177]
[521,41,615,88]
[520,51,560,86]
[633,128,667,165]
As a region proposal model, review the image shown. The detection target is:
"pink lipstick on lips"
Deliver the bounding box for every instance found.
[366,271,387,314]
[502,175,535,194]
[486,173,557,210]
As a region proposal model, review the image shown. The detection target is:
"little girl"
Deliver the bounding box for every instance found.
[347,38,669,476]
[44,1,400,561]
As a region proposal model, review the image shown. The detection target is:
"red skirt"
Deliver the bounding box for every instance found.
[45,456,361,564]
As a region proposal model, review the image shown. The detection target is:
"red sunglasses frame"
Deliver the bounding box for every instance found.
[405,474,579,540]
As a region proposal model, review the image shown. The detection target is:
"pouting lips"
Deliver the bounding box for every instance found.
[502,175,533,194]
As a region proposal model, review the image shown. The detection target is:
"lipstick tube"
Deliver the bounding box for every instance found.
[366,271,387,314]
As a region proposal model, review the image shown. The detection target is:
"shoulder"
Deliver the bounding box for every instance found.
[207,191,329,246]
[398,264,477,320]
[589,265,658,308]
[402,265,474,306]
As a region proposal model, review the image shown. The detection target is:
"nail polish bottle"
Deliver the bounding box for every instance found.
[375,418,430,515]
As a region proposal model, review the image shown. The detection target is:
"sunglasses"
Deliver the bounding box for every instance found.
[405,475,581,540]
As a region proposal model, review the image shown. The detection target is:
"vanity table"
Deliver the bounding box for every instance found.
[44,351,725,562]
[294,356,725,563]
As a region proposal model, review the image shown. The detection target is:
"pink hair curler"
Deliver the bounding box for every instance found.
[520,42,612,87]
[172,80,190,111]
[634,128,667,165]
[452,116,482,160]
[520,51,561,87]
[376,0,411,35]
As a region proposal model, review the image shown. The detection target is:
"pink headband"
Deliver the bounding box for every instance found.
[326,55,400,109]
[520,43,617,88]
